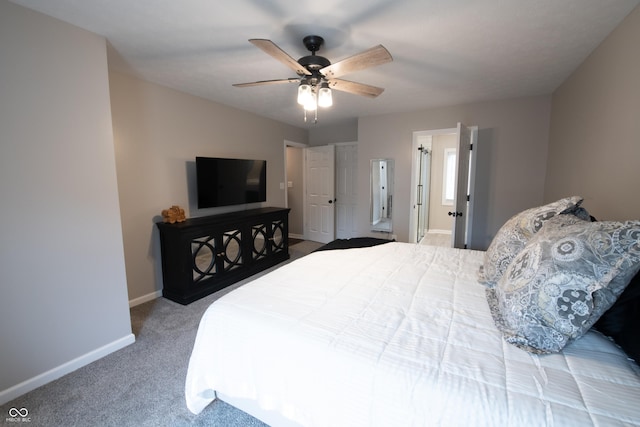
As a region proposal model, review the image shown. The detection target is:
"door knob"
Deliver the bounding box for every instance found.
[448,211,463,217]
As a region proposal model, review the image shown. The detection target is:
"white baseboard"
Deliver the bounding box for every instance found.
[129,290,162,307]
[289,233,304,240]
[0,333,135,406]
[427,229,452,235]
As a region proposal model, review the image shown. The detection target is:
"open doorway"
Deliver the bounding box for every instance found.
[284,140,306,240]
[409,124,477,248]
[411,134,433,243]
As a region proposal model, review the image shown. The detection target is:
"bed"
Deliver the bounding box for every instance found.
[185,198,640,426]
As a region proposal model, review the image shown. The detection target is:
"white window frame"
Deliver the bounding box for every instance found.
[442,148,456,206]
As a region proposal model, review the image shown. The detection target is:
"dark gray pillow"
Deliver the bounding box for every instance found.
[486,216,640,354]
[478,196,587,288]
[594,269,640,364]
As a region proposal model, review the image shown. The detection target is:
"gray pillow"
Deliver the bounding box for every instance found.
[486,216,640,354]
[478,196,586,288]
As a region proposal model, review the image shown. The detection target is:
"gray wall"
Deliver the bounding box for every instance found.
[545,5,640,220]
[0,1,133,402]
[3,0,637,404]
[309,119,358,146]
[356,96,552,248]
[108,71,308,303]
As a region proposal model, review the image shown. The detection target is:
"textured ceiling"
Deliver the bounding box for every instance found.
[10,0,640,129]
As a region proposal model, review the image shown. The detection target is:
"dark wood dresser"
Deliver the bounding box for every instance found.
[156,207,290,304]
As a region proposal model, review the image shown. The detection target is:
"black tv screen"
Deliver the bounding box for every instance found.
[196,157,267,208]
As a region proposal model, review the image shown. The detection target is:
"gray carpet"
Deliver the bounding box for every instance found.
[1,240,323,427]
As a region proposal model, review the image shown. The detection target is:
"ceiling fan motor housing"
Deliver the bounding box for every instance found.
[298,35,331,78]
[303,35,324,53]
[298,54,330,70]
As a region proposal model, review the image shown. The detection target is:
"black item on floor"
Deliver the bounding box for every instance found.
[313,237,394,252]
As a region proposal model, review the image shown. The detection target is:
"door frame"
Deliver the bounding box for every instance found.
[409,126,478,247]
[409,128,456,243]
[283,140,307,240]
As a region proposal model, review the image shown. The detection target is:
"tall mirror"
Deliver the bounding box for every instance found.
[370,159,394,232]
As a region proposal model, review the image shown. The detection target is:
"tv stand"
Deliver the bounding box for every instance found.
[156,207,290,304]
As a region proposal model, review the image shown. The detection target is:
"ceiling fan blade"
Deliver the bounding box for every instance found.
[249,39,312,76]
[233,78,300,88]
[328,79,385,98]
[320,45,392,79]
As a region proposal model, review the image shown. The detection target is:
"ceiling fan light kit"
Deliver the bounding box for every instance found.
[234,35,392,124]
[297,81,312,105]
[318,82,332,108]
[303,91,317,111]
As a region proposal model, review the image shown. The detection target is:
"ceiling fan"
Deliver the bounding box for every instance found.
[233,35,393,123]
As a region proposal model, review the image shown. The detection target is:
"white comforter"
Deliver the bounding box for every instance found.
[185,242,640,426]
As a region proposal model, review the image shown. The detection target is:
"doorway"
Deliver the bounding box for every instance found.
[409,124,477,248]
[412,136,432,243]
[284,140,306,240]
[285,142,353,244]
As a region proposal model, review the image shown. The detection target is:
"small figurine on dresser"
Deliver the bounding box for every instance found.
[162,205,186,224]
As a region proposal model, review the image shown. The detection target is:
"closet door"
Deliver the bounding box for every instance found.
[335,144,358,239]
[305,145,335,244]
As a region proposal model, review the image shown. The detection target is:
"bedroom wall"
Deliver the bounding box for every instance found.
[309,119,358,146]
[357,95,552,249]
[0,1,133,404]
[545,5,640,220]
[108,71,308,304]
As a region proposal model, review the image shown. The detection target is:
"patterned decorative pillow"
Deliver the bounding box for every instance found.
[478,196,587,288]
[486,217,640,354]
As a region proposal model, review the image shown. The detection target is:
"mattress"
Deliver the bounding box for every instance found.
[185,242,640,426]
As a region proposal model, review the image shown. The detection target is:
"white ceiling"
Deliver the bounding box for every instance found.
[10,0,639,129]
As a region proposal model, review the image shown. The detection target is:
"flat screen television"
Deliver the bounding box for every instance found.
[196,157,267,208]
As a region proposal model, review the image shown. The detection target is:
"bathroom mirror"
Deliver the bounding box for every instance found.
[370,159,394,232]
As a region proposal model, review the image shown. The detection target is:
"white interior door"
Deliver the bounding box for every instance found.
[451,123,472,249]
[465,126,478,249]
[305,145,335,244]
[335,144,358,239]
